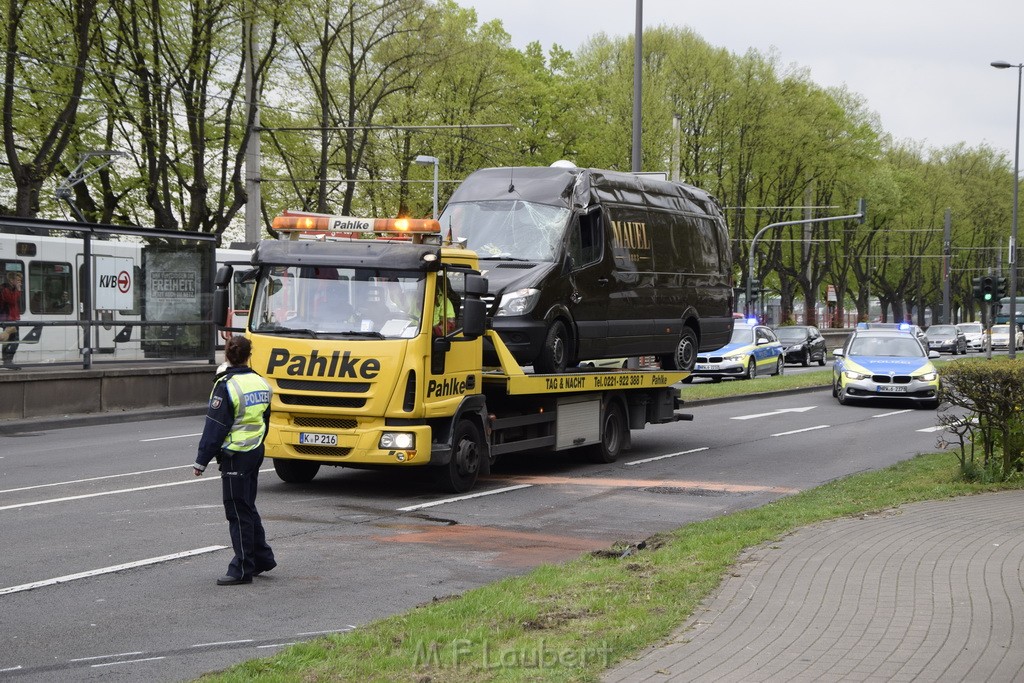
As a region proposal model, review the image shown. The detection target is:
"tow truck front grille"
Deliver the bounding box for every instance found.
[294,445,353,457]
[280,395,367,409]
[276,379,370,393]
[294,416,358,430]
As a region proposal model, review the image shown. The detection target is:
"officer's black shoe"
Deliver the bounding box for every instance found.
[253,561,277,577]
[216,575,252,586]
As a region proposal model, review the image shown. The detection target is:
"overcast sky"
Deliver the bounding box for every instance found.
[461,0,1024,159]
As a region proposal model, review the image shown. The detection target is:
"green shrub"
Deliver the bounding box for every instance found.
[937,359,1024,479]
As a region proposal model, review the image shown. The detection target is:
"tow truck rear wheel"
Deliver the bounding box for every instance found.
[587,400,626,463]
[434,419,482,493]
[273,458,320,483]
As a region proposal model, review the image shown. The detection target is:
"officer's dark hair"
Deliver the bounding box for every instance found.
[224,335,252,366]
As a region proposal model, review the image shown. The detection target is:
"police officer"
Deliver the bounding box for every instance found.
[193,335,276,585]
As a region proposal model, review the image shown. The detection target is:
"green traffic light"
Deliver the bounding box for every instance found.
[985,293,993,301]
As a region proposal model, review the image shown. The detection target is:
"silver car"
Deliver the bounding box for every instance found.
[956,322,985,352]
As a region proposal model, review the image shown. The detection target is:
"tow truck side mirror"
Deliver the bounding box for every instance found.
[213,265,233,327]
[462,299,487,339]
[464,274,488,297]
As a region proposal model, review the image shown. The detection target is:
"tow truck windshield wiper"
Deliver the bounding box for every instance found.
[256,326,319,338]
[327,330,385,339]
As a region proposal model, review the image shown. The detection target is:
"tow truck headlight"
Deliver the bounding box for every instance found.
[917,371,938,382]
[380,432,415,449]
[844,370,870,380]
[496,288,541,316]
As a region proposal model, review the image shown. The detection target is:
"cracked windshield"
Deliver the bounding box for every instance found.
[439,200,568,261]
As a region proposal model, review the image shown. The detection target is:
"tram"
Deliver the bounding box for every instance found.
[0,230,252,365]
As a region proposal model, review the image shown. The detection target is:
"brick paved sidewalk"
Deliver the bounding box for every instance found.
[604,490,1024,682]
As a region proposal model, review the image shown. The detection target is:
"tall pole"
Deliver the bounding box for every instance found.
[992,60,1022,359]
[942,208,951,324]
[244,11,261,244]
[631,0,642,173]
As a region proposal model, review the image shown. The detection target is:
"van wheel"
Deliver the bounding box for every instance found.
[587,400,626,463]
[534,320,571,373]
[433,419,482,493]
[662,327,698,371]
[273,458,320,483]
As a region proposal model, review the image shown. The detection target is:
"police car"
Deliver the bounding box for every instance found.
[832,328,940,408]
[689,320,784,382]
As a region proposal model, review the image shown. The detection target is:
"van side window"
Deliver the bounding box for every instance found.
[569,211,602,270]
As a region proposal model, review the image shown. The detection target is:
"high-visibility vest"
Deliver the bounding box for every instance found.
[220,371,272,452]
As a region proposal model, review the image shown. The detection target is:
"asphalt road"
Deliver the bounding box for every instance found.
[0,387,950,681]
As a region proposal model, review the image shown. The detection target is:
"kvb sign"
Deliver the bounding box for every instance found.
[94,256,134,310]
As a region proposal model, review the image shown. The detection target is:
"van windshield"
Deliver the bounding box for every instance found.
[439,200,569,262]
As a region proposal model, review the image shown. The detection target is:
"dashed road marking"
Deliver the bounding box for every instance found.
[0,546,226,596]
[771,425,830,437]
[397,484,533,512]
[626,447,709,465]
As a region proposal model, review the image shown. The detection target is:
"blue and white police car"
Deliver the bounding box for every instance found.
[688,320,784,382]
[832,328,940,408]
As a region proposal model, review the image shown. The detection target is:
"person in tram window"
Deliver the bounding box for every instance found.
[0,271,23,370]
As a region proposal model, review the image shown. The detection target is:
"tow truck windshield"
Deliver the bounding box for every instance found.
[250,265,426,339]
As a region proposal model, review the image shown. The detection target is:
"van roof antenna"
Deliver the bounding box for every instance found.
[508,167,515,193]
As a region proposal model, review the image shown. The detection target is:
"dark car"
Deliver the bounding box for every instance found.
[924,324,967,355]
[771,325,827,366]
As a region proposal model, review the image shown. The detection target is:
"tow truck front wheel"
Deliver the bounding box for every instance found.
[434,419,483,493]
[273,458,320,483]
[587,400,626,464]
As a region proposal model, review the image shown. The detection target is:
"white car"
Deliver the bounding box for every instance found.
[989,324,1023,350]
[956,322,985,352]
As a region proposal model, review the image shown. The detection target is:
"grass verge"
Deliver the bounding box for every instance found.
[680,368,832,402]
[202,452,1022,683]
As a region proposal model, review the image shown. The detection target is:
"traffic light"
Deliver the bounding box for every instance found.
[973,276,983,300]
[998,276,1008,299]
[981,276,996,302]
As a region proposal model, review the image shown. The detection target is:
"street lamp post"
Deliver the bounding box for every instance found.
[414,154,439,219]
[992,60,1022,359]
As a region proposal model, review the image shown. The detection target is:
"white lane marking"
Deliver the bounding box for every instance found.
[296,627,356,636]
[917,425,948,433]
[872,409,913,418]
[191,639,254,648]
[625,447,710,466]
[731,406,816,421]
[258,642,298,649]
[0,666,23,673]
[0,468,273,512]
[69,651,145,663]
[0,546,226,596]
[0,465,193,495]
[397,484,532,512]
[91,656,166,668]
[140,433,202,442]
[771,425,830,437]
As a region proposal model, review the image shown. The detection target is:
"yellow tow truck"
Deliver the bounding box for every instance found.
[213,211,692,492]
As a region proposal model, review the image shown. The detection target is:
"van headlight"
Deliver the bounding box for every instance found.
[380,432,415,449]
[496,288,541,316]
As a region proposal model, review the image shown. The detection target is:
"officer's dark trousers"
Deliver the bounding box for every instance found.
[220,448,275,579]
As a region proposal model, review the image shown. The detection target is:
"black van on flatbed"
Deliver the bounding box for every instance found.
[439,165,734,373]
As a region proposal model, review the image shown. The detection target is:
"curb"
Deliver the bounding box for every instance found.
[0,403,208,435]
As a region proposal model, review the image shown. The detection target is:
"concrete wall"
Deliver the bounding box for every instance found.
[0,364,215,420]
